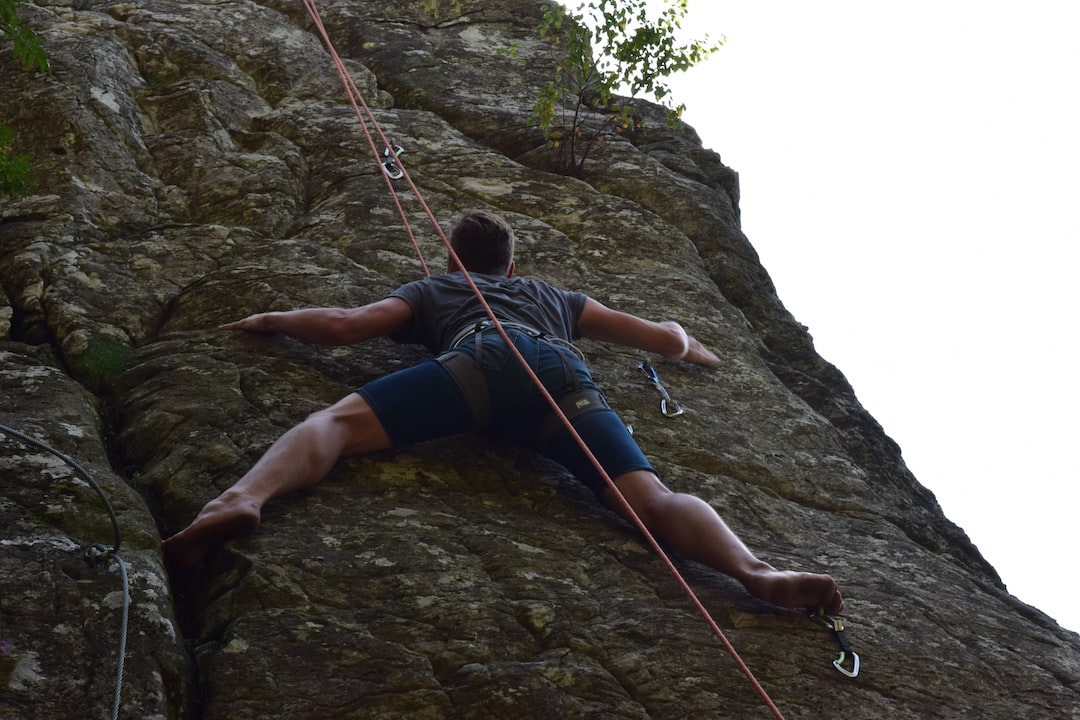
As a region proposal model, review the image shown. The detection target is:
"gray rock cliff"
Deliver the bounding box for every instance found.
[2,1,1078,718]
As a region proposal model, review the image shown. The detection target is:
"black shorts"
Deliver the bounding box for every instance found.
[357,328,654,494]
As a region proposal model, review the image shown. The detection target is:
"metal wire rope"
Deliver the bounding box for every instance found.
[0,423,130,720]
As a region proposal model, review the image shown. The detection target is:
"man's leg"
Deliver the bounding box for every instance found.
[162,393,391,571]
[602,470,845,615]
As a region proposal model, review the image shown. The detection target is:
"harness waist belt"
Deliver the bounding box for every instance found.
[448,320,586,362]
[448,320,543,351]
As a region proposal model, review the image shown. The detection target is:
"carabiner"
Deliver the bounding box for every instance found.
[810,609,860,678]
[382,142,405,179]
[637,360,684,417]
[832,649,860,678]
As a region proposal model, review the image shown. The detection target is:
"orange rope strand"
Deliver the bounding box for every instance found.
[300,3,786,717]
[302,0,430,276]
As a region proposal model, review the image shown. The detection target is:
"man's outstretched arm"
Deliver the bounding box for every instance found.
[576,298,720,366]
[219,297,413,346]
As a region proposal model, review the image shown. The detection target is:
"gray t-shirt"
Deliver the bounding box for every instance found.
[389,272,588,354]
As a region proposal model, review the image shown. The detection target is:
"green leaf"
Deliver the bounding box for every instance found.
[1,0,50,72]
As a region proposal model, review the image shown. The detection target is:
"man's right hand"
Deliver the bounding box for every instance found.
[578,298,721,367]
[683,334,721,366]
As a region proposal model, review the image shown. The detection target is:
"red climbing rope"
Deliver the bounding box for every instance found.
[301,0,431,277]
[299,2,786,718]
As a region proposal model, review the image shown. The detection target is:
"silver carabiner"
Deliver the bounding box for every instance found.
[832,649,860,678]
[811,610,860,678]
[382,142,404,179]
[637,360,684,417]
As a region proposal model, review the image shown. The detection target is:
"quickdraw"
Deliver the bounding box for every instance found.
[637,360,684,417]
[381,141,404,179]
[810,609,860,677]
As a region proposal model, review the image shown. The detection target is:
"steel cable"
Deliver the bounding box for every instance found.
[0,424,129,720]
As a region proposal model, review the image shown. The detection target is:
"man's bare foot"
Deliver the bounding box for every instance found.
[743,568,845,615]
[162,491,262,572]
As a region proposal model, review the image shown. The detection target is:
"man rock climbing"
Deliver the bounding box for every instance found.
[163,209,844,616]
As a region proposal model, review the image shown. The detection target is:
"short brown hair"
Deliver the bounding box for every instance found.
[449,210,515,274]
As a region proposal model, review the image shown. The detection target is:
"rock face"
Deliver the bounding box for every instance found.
[1,1,1078,718]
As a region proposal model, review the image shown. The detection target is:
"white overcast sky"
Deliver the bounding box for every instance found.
[632,1,1080,633]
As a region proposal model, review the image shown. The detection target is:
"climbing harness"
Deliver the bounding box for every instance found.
[637,359,684,416]
[441,319,601,446]
[449,319,586,362]
[810,609,860,677]
[0,424,131,720]
[381,141,404,179]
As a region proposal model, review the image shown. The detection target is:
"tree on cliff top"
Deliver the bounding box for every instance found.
[534,0,722,175]
[426,0,721,177]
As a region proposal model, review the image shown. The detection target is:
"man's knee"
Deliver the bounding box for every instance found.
[309,393,392,455]
[603,470,672,525]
